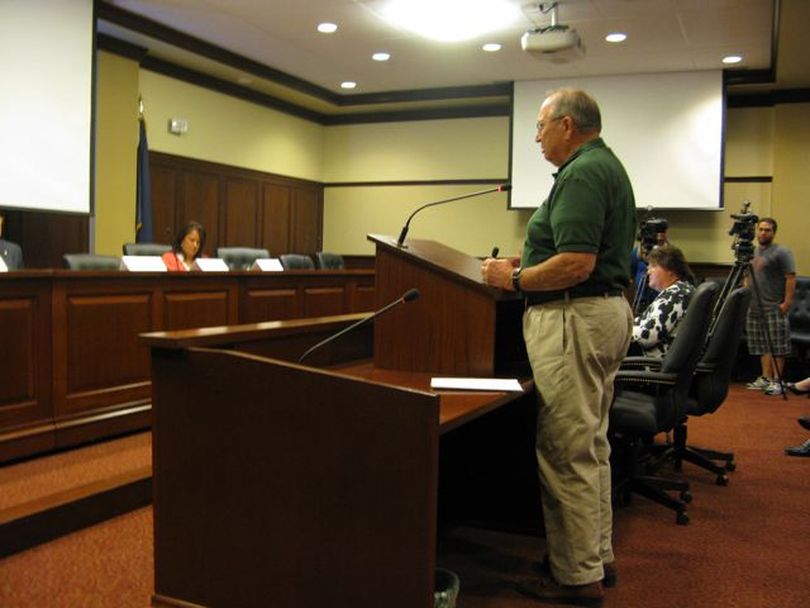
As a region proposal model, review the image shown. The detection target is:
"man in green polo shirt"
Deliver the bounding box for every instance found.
[482,88,636,607]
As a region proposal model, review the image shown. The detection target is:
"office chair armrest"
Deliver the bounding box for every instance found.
[615,369,678,386]
[620,356,663,372]
[695,361,718,374]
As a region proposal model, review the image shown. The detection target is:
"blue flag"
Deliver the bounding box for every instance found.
[135,117,153,243]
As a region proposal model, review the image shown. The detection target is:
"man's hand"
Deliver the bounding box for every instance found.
[481,256,519,290]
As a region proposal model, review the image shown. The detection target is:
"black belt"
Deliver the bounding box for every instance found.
[525,287,624,307]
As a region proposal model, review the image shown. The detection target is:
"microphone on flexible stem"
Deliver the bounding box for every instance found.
[490,246,499,258]
[297,288,421,364]
[396,184,511,248]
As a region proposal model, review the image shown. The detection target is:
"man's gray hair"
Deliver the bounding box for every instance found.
[547,88,602,134]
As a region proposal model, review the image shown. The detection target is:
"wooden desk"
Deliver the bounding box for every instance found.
[0,269,374,462]
[142,317,537,608]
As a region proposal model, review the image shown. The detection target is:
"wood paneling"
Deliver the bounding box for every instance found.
[64,293,153,395]
[162,290,233,330]
[261,183,292,255]
[2,211,89,269]
[151,165,178,244]
[151,152,323,257]
[291,187,322,253]
[181,172,220,256]
[0,269,374,462]
[224,178,259,247]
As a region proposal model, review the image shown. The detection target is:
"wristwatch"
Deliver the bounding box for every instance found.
[511,268,522,292]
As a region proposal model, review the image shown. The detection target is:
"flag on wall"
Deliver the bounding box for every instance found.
[135,113,153,243]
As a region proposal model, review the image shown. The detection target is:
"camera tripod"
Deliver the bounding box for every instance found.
[709,239,788,401]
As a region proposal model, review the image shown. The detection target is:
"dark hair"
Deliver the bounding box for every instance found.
[647,244,695,284]
[547,88,602,133]
[172,221,206,261]
[759,217,777,233]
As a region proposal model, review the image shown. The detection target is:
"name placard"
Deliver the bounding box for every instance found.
[120,255,167,272]
[251,258,284,272]
[193,258,230,272]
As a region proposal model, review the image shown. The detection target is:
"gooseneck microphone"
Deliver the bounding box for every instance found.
[297,288,420,364]
[396,184,511,248]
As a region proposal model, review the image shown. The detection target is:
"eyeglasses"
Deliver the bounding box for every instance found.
[536,115,565,133]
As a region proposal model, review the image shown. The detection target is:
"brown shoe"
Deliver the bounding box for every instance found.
[534,555,617,588]
[516,578,604,607]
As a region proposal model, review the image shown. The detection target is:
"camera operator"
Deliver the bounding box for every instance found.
[744,217,796,395]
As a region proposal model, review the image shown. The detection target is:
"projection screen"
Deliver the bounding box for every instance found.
[510,71,724,210]
[0,0,94,214]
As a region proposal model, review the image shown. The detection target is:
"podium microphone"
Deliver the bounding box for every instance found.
[396,184,511,248]
[297,288,420,364]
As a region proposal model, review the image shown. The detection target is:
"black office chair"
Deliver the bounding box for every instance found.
[316,252,345,270]
[610,280,718,525]
[63,254,121,271]
[122,242,172,256]
[280,254,315,270]
[216,247,270,271]
[670,287,751,485]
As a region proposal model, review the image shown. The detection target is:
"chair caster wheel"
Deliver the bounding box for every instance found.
[676,511,690,525]
[725,461,736,472]
[680,490,692,503]
[716,474,729,486]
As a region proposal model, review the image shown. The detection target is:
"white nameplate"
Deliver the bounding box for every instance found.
[120,255,167,272]
[251,258,284,272]
[193,258,230,272]
[430,377,524,392]
[0,256,8,272]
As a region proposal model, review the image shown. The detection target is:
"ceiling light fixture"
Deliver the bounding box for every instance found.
[317,22,338,33]
[372,52,391,61]
[482,43,502,52]
[722,55,743,64]
[605,32,627,43]
[341,81,357,89]
[380,0,521,42]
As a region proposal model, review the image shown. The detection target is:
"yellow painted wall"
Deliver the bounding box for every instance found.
[93,57,807,272]
[772,103,810,274]
[322,117,529,256]
[137,71,323,181]
[94,51,139,256]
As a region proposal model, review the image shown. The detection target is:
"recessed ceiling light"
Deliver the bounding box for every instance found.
[372,52,391,61]
[482,43,502,52]
[381,0,521,42]
[341,81,357,89]
[317,22,338,33]
[722,55,743,64]
[605,32,627,43]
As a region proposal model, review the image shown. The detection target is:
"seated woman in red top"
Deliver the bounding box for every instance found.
[162,221,206,271]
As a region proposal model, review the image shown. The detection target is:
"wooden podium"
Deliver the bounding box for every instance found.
[144,237,536,608]
[368,234,526,376]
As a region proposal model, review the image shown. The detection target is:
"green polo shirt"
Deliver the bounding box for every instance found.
[520,137,636,292]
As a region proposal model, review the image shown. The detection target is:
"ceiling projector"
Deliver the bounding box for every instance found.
[521,25,580,53]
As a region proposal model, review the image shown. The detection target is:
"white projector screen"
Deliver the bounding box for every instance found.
[510,71,724,210]
[0,0,94,214]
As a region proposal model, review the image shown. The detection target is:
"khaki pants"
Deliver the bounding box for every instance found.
[523,295,632,586]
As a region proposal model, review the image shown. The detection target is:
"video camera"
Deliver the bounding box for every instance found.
[638,216,668,254]
[729,200,758,262]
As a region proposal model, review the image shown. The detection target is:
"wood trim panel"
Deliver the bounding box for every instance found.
[0,270,375,462]
[151,152,323,257]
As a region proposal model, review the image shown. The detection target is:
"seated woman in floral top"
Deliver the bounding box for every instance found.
[630,244,695,358]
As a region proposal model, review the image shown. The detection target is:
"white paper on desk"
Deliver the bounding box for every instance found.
[430,377,523,392]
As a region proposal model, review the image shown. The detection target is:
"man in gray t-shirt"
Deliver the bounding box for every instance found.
[745,217,796,394]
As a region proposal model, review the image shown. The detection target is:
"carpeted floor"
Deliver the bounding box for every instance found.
[0,384,808,607]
